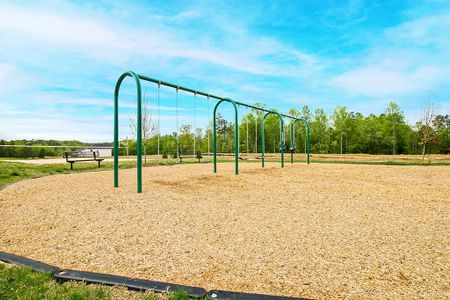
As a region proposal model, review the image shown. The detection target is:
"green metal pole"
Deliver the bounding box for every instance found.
[289,123,294,164]
[261,113,266,168]
[136,81,142,193]
[279,116,284,168]
[114,77,122,188]
[213,102,218,173]
[213,99,239,174]
[113,71,143,193]
[234,102,239,175]
[305,122,310,165]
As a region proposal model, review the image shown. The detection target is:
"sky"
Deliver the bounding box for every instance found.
[0,0,449,142]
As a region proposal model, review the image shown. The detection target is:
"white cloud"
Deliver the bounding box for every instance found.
[0,63,42,94]
[384,13,450,48]
[58,98,183,111]
[0,2,320,77]
[329,11,450,97]
[330,63,445,96]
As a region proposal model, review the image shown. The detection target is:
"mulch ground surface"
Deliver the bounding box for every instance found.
[1,163,449,299]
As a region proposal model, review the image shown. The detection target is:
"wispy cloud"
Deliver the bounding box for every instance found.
[330,63,446,96]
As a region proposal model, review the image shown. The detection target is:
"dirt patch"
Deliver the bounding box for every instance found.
[0,162,449,299]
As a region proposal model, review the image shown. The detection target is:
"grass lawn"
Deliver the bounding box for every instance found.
[0,263,197,300]
[0,161,137,187]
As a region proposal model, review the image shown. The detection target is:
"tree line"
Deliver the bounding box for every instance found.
[0,140,89,158]
[1,102,448,159]
[125,101,449,159]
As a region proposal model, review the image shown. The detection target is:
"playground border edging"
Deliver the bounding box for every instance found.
[0,251,312,299]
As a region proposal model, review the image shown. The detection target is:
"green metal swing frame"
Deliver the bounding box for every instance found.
[113,71,310,193]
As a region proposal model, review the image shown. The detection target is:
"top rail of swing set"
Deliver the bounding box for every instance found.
[114,71,310,193]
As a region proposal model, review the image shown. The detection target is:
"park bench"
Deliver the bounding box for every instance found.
[179,154,201,163]
[64,151,104,170]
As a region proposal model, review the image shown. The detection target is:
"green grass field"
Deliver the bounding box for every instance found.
[0,263,197,300]
[0,158,215,187]
[0,161,135,187]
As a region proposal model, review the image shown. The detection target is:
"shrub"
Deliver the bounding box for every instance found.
[38,148,46,158]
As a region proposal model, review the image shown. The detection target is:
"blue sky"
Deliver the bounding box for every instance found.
[0,0,449,141]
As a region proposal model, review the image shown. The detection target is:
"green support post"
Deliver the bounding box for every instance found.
[114,71,143,193]
[289,118,310,165]
[213,98,239,175]
[290,123,294,164]
[305,123,310,165]
[261,111,284,168]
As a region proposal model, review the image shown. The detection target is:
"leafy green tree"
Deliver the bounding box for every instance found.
[332,106,352,154]
[38,148,46,158]
[311,108,329,153]
[434,114,449,153]
[179,124,193,155]
[384,101,405,154]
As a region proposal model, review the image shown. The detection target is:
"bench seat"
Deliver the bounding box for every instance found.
[64,151,104,170]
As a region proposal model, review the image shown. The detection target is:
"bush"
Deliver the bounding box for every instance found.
[196,150,202,162]
[162,151,168,159]
[38,148,46,158]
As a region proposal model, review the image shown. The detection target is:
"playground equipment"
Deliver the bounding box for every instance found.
[261,111,284,168]
[114,71,310,193]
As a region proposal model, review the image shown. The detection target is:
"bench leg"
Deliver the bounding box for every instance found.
[98,161,101,168]
[70,162,73,170]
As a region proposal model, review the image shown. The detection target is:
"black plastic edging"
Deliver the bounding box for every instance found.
[0,251,61,274]
[0,183,13,191]
[54,269,206,298]
[0,253,313,299]
[206,290,313,300]
[0,177,38,191]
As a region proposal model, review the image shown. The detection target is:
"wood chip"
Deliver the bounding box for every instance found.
[1,163,449,299]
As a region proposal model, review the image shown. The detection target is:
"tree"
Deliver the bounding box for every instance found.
[311,108,328,153]
[252,103,266,153]
[418,100,439,160]
[332,106,351,154]
[129,90,157,166]
[38,148,46,158]
[179,124,193,154]
[301,105,311,122]
[384,101,404,155]
[433,114,449,153]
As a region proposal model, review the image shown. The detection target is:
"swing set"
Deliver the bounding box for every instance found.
[114,71,310,193]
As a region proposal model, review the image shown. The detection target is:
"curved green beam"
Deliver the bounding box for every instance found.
[289,118,310,165]
[213,98,239,175]
[261,111,284,168]
[114,71,143,193]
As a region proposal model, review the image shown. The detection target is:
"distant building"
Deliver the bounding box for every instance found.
[78,145,113,157]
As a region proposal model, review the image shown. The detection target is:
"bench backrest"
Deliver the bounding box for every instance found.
[64,150,99,159]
